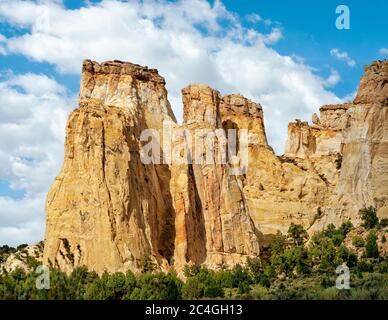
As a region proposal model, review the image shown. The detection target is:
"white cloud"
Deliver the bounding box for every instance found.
[0,72,75,246]
[379,48,388,56]
[323,69,341,87]
[330,48,356,67]
[7,73,65,96]
[0,195,45,246]
[246,13,262,24]
[0,0,342,245]
[262,27,283,44]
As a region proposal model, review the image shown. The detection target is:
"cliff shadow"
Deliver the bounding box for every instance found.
[185,163,207,265]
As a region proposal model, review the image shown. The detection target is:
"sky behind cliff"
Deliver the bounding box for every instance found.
[0,0,387,245]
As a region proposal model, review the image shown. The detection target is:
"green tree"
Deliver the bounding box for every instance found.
[183,264,201,277]
[352,236,365,248]
[246,257,262,276]
[287,223,308,246]
[181,276,204,299]
[129,272,182,300]
[365,231,379,258]
[141,256,157,273]
[270,231,287,254]
[271,246,311,276]
[359,207,379,230]
[230,264,251,288]
[257,273,271,288]
[337,245,349,263]
[237,281,250,294]
[323,223,352,246]
[347,251,358,268]
[203,282,224,298]
[16,244,28,251]
[105,272,127,300]
[309,233,340,272]
[339,220,353,236]
[67,266,97,299]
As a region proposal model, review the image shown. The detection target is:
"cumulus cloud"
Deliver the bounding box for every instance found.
[0,195,45,245]
[246,13,262,24]
[330,48,356,67]
[323,69,341,88]
[379,48,388,56]
[262,27,283,44]
[0,0,341,148]
[0,0,342,244]
[0,72,75,245]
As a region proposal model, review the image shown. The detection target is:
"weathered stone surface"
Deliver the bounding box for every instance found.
[354,60,388,106]
[44,60,177,273]
[44,59,388,274]
[1,242,44,274]
[172,85,261,271]
[309,61,388,232]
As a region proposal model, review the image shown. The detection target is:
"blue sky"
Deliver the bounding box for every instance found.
[222,0,387,98]
[0,0,386,245]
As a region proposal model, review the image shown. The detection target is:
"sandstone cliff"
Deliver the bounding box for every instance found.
[1,242,44,274]
[44,60,177,273]
[44,59,388,274]
[172,85,262,271]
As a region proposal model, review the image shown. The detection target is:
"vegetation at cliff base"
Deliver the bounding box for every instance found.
[1,208,387,300]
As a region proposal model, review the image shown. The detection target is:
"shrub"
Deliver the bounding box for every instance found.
[337,245,349,262]
[339,221,353,236]
[331,233,345,246]
[249,285,270,299]
[357,260,373,273]
[230,264,251,288]
[271,245,311,276]
[287,223,308,246]
[246,257,262,279]
[270,231,286,254]
[16,244,28,251]
[352,236,365,248]
[182,276,204,299]
[183,264,201,277]
[359,207,379,230]
[380,218,388,228]
[257,273,271,288]
[141,256,156,273]
[203,283,224,298]
[238,281,250,294]
[365,231,379,259]
[347,251,358,268]
[129,272,182,300]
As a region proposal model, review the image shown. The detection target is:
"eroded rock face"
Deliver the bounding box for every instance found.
[44,59,388,274]
[44,60,177,273]
[172,85,261,271]
[1,242,44,274]
[354,60,388,105]
[312,61,388,230]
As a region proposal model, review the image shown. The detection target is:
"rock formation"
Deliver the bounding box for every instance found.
[44,60,178,273]
[44,59,388,274]
[172,85,262,271]
[1,242,44,274]
[312,60,388,230]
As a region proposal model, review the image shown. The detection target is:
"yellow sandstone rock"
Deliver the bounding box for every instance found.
[44,59,388,274]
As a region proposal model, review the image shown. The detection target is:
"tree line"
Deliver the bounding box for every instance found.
[0,207,387,300]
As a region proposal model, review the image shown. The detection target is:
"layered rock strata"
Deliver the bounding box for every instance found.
[44,59,388,274]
